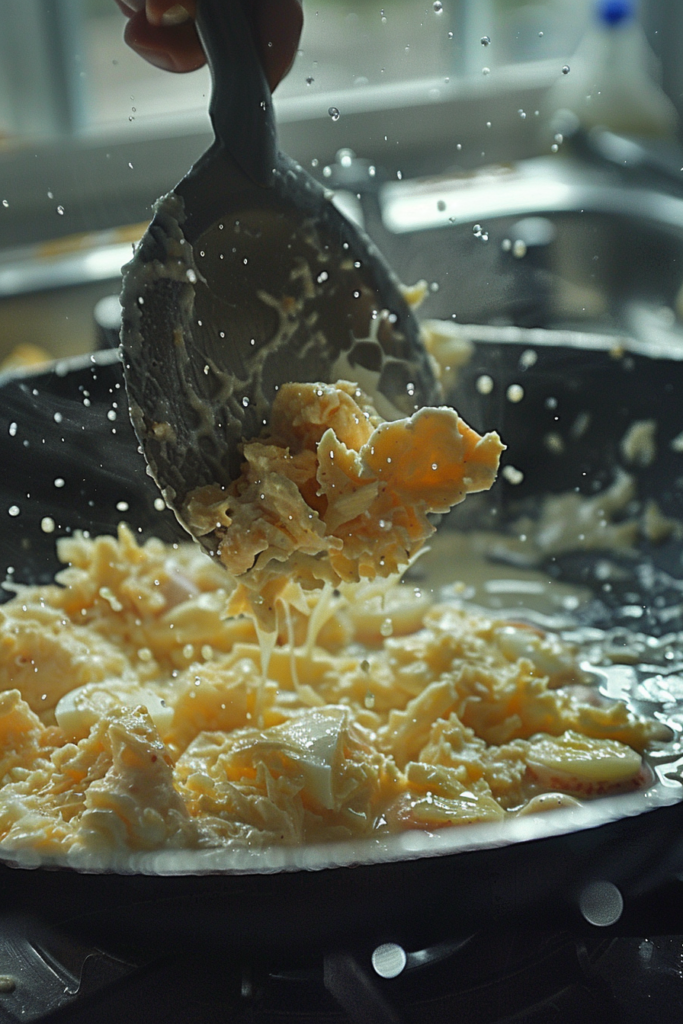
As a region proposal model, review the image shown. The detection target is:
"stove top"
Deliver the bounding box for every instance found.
[2,908,683,1024]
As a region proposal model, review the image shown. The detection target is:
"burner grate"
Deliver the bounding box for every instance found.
[0,915,680,1024]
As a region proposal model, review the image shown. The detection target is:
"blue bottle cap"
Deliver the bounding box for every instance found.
[598,0,634,26]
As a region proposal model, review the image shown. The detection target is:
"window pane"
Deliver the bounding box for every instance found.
[82,0,462,130]
[83,2,211,128]
[278,0,460,98]
[0,1,596,140]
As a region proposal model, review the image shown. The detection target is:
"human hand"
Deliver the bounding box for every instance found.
[115,0,303,89]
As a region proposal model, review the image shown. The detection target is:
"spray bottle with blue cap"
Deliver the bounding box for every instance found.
[545,0,677,139]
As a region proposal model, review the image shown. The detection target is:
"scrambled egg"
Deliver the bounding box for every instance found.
[0,379,669,866]
[183,381,503,628]
[0,524,665,866]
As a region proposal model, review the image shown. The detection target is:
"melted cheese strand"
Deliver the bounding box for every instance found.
[304,581,335,658]
[282,598,324,708]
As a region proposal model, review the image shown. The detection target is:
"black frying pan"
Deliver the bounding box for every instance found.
[1,344,683,962]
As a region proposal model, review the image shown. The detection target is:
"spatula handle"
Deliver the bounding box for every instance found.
[195,0,277,188]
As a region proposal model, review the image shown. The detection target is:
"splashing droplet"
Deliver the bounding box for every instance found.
[502,465,524,485]
[506,383,525,403]
[56,205,65,216]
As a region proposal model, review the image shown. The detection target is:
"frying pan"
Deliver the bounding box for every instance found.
[1,339,683,963]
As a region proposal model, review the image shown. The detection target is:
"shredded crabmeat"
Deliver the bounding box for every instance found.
[0,524,667,866]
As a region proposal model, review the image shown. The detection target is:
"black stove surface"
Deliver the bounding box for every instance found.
[1,913,683,1024]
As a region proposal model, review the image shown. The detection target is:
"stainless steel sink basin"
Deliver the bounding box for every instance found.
[375,156,683,351]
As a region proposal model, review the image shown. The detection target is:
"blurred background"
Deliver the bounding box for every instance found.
[1,0,683,365]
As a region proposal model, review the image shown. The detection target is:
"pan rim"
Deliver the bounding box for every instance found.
[0,781,679,877]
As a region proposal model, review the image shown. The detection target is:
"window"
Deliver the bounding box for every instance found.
[0,1,592,141]
[0,0,597,256]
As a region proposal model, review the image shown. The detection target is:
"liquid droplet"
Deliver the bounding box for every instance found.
[433,1,443,12]
[481,35,490,46]
[502,465,524,485]
[1,200,7,208]
[482,67,490,76]
[562,65,570,74]
[56,205,65,215]
[328,106,340,121]
[306,76,314,85]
